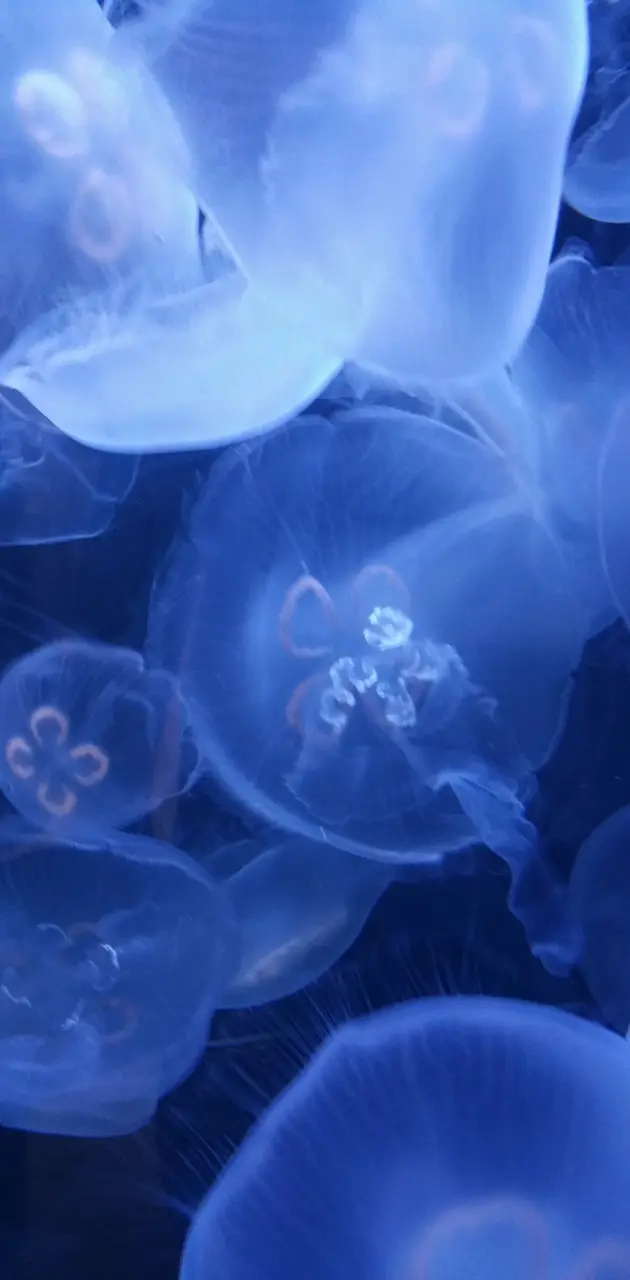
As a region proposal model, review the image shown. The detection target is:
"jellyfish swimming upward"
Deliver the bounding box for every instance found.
[179,997,630,1280]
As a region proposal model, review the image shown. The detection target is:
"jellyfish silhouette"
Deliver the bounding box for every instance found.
[0,639,200,837]
[117,0,588,383]
[569,806,630,1034]
[564,0,630,222]
[149,407,588,972]
[179,997,630,1280]
[0,819,235,1136]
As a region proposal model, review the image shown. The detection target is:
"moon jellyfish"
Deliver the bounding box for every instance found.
[179,996,630,1280]
[0,388,137,544]
[149,408,587,972]
[568,806,630,1033]
[0,0,200,336]
[118,0,588,384]
[564,0,630,222]
[0,271,340,452]
[0,639,199,837]
[510,241,630,630]
[0,819,234,1136]
[204,836,391,1009]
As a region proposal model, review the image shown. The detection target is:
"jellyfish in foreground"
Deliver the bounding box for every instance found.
[0,639,199,837]
[119,0,588,384]
[0,820,234,1136]
[569,805,630,1034]
[0,388,137,544]
[204,836,391,1009]
[564,0,630,222]
[0,0,200,337]
[149,408,589,972]
[179,996,630,1280]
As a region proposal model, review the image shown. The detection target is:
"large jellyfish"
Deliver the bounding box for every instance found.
[179,997,630,1280]
[0,819,234,1136]
[117,0,589,384]
[204,836,391,1008]
[149,407,589,972]
[0,639,200,837]
[0,388,137,544]
[564,0,630,222]
[569,805,630,1034]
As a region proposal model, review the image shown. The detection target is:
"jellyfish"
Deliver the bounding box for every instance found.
[0,818,234,1136]
[0,387,137,544]
[0,0,201,357]
[149,407,589,972]
[178,996,630,1280]
[564,0,630,222]
[203,836,391,1009]
[0,639,200,837]
[568,805,630,1034]
[117,0,588,385]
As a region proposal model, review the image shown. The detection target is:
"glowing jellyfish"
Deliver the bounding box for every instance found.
[0,819,234,1136]
[568,806,630,1034]
[149,408,589,973]
[0,388,137,544]
[564,0,630,222]
[179,996,630,1280]
[509,240,630,631]
[117,0,588,384]
[204,836,391,1008]
[0,639,199,837]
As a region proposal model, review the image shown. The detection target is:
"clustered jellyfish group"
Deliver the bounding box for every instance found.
[1,0,630,1275]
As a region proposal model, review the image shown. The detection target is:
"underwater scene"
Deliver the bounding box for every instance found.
[0,0,629,1276]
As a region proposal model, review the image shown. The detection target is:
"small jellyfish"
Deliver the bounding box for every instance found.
[564,0,630,222]
[0,387,137,544]
[0,819,234,1136]
[0,639,200,837]
[568,806,630,1034]
[149,408,588,972]
[118,0,588,383]
[179,997,630,1280]
[204,836,391,1008]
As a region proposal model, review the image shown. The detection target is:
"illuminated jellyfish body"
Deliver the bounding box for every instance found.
[0,387,137,544]
[118,0,588,385]
[0,819,234,1136]
[204,836,391,1009]
[0,639,199,837]
[568,806,630,1034]
[0,0,201,338]
[509,240,630,629]
[149,408,591,972]
[179,996,630,1280]
[564,0,630,222]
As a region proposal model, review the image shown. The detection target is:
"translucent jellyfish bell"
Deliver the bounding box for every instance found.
[0,388,137,544]
[0,640,199,837]
[118,0,588,383]
[179,997,630,1280]
[569,806,630,1033]
[149,407,588,972]
[564,0,630,222]
[204,836,391,1009]
[0,273,340,452]
[0,819,234,1136]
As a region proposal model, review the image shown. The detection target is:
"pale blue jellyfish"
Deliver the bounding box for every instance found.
[149,407,588,972]
[205,836,391,1008]
[118,0,588,384]
[564,0,630,222]
[179,997,630,1280]
[0,389,137,544]
[0,819,234,1136]
[569,805,630,1033]
[0,639,200,837]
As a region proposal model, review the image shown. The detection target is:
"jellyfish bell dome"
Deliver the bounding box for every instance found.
[179,997,630,1280]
